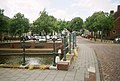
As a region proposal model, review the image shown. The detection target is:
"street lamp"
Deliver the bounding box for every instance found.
[22,36,26,66]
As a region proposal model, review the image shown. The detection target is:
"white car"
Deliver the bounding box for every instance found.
[39,36,47,42]
[115,36,120,43]
[46,35,50,40]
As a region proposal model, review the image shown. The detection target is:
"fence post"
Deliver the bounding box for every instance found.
[69,33,71,54]
[72,32,75,49]
[74,32,76,47]
[52,38,56,66]
[22,36,26,66]
[63,33,67,61]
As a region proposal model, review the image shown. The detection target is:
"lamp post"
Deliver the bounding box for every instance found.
[22,36,26,66]
[52,36,56,66]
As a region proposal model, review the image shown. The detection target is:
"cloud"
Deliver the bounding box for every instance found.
[71,0,119,15]
[0,0,50,22]
[49,9,68,20]
[0,0,119,22]
[49,9,81,21]
[49,0,119,21]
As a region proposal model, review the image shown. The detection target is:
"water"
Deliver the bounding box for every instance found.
[0,55,54,65]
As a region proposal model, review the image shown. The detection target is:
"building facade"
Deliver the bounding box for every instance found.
[110,5,120,38]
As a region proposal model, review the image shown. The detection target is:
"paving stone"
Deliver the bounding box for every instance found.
[64,76,74,81]
[16,78,25,81]
[53,77,64,81]
[91,44,120,81]
[25,77,36,81]
[35,75,46,80]
[34,80,43,81]
[0,77,9,81]
[9,77,19,81]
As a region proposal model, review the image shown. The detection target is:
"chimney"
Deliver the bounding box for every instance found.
[117,5,120,12]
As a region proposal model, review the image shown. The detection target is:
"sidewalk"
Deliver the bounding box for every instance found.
[0,40,100,81]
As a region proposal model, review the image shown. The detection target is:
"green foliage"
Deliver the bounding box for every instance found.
[0,9,9,33]
[68,17,83,32]
[33,10,83,35]
[33,9,57,35]
[55,20,70,32]
[83,11,114,41]
[83,11,114,32]
[1,8,114,41]
[10,13,29,36]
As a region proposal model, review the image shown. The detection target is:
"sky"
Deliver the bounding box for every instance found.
[0,0,120,23]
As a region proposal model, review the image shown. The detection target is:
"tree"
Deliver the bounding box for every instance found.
[68,17,83,32]
[83,11,114,41]
[0,9,10,41]
[10,13,29,37]
[55,20,70,33]
[33,9,57,35]
[47,15,57,34]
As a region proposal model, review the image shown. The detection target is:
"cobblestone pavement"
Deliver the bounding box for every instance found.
[77,36,120,81]
[0,36,100,81]
[90,44,120,81]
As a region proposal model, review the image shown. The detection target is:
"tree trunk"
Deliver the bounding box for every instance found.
[90,32,93,40]
[1,32,5,42]
[94,31,96,41]
[101,30,103,42]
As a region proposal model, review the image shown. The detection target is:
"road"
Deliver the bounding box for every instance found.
[77,36,120,81]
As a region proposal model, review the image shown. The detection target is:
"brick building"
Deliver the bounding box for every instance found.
[110,5,120,38]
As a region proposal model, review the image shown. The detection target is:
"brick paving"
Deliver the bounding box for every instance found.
[78,36,120,81]
[0,36,101,81]
[90,44,120,81]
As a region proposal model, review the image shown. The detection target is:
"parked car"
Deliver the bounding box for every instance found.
[114,35,120,43]
[83,35,94,39]
[49,35,62,41]
[26,36,32,40]
[46,35,50,40]
[39,36,47,42]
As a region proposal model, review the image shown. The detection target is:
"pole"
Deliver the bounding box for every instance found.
[74,32,76,47]
[22,36,26,66]
[53,38,56,66]
[69,33,71,54]
[63,33,66,61]
[73,33,74,49]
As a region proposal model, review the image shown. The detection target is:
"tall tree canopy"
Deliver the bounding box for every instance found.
[68,17,83,32]
[10,13,29,36]
[0,9,10,41]
[83,11,114,40]
[33,9,57,35]
[0,9,10,33]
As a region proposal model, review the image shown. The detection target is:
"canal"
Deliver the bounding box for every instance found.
[0,55,54,65]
